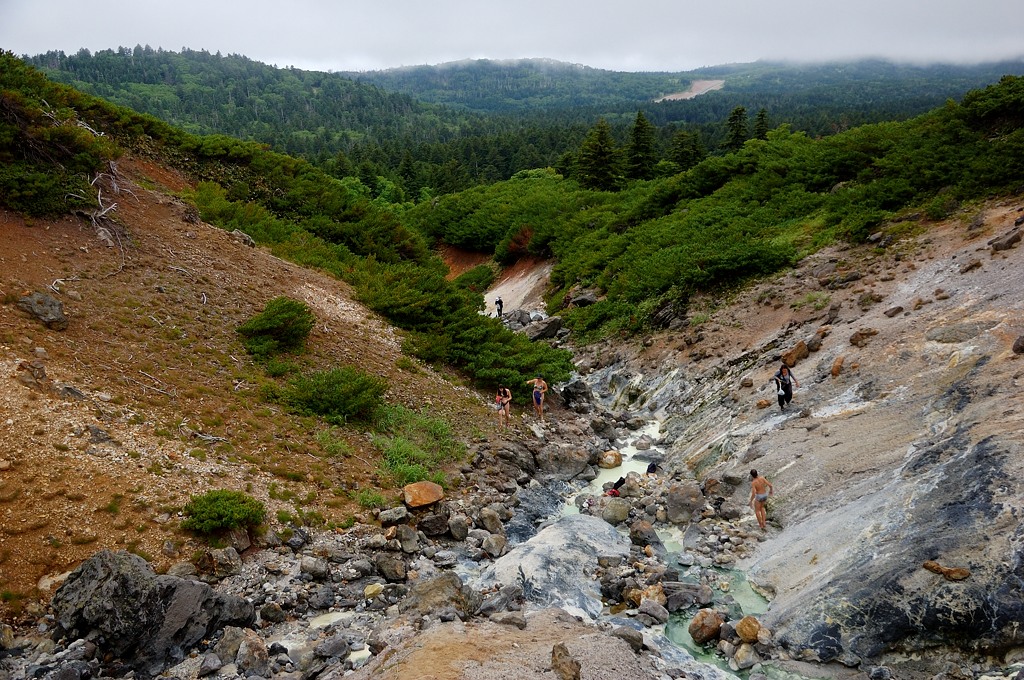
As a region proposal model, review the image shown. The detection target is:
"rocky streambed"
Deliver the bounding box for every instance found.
[4,208,1024,680]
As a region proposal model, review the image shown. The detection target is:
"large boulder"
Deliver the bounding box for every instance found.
[534,442,591,481]
[665,481,704,524]
[50,550,254,677]
[688,609,725,645]
[403,480,444,508]
[399,571,482,621]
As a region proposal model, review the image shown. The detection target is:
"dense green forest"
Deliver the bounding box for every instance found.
[0,51,574,394]
[25,48,1024,202]
[4,50,1024,345]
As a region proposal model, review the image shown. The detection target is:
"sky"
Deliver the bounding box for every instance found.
[2,0,1023,73]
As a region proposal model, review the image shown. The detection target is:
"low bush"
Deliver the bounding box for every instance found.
[284,366,387,424]
[237,296,315,360]
[181,489,266,535]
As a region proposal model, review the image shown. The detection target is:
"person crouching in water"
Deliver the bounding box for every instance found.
[773,364,800,411]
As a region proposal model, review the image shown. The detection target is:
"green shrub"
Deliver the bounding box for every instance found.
[356,489,386,508]
[284,366,387,424]
[181,489,266,535]
[452,264,496,293]
[237,296,315,360]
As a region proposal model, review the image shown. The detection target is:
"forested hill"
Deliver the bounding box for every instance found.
[344,58,693,112]
[345,57,1024,123]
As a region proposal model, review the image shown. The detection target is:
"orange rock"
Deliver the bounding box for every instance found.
[688,608,724,645]
[403,480,444,508]
[923,560,971,581]
[831,356,845,377]
[756,399,772,409]
[598,449,623,469]
[736,615,762,643]
[781,340,809,367]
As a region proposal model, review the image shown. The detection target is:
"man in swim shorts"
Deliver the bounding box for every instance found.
[749,469,773,531]
[525,375,548,421]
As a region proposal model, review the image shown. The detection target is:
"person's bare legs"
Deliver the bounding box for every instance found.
[754,500,767,530]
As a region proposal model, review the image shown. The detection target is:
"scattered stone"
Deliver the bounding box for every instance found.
[850,328,878,347]
[551,642,581,680]
[598,449,623,469]
[923,560,971,581]
[990,227,1022,252]
[958,258,982,274]
[611,625,644,652]
[490,611,527,629]
[638,598,670,625]
[448,514,470,540]
[733,642,762,670]
[831,355,845,377]
[378,506,410,526]
[16,291,69,330]
[883,305,904,318]
[1014,336,1024,355]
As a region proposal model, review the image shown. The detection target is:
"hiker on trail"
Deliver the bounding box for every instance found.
[525,375,548,421]
[495,296,503,318]
[773,364,800,411]
[495,384,512,429]
[749,469,773,531]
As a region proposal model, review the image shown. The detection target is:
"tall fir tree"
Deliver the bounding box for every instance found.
[753,108,770,140]
[670,130,706,171]
[625,110,658,180]
[725,106,749,151]
[576,119,621,191]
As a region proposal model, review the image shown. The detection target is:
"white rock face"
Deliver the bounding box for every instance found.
[475,514,629,619]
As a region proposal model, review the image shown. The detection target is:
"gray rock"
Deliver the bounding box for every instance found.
[314,634,350,659]
[478,506,504,535]
[477,514,630,619]
[300,556,330,581]
[638,599,670,624]
[378,506,410,526]
[482,533,508,558]
[198,652,223,676]
[236,628,270,677]
[374,555,406,582]
[611,626,644,652]
[601,497,632,525]
[490,611,527,629]
[16,291,68,330]
[50,550,253,677]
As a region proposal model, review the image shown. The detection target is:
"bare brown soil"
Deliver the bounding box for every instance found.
[0,157,492,613]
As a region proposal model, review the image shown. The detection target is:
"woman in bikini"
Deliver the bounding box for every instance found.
[495,385,512,429]
[525,376,548,422]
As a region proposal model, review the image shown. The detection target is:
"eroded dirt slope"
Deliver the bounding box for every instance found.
[0,157,491,608]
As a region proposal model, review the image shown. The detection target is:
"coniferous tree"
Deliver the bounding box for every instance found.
[669,130,706,171]
[576,119,621,191]
[625,110,658,180]
[725,106,749,151]
[754,108,770,140]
